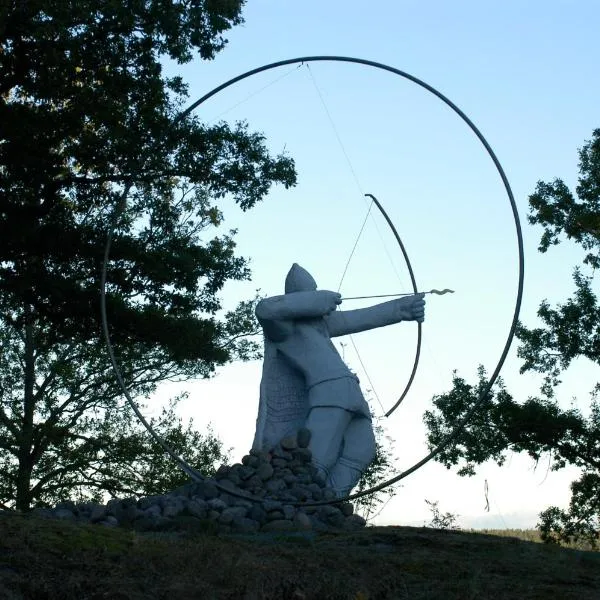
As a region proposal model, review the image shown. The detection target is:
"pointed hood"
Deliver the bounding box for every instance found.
[285,263,317,293]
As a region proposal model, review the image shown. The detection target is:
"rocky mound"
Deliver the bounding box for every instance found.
[29,429,367,534]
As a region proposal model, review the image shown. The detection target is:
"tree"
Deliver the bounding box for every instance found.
[424,129,600,548]
[0,1,296,510]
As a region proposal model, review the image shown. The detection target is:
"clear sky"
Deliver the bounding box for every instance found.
[150,1,600,528]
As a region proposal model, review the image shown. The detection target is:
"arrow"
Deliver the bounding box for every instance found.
[342,289,455,301]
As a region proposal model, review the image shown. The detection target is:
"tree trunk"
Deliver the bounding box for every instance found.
[15,306,35,511]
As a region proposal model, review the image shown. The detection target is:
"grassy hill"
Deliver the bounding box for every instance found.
[0,512,598,599]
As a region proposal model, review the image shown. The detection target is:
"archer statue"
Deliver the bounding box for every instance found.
[252,263,425,497]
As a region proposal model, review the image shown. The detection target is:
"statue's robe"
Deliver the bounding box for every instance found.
[252,299,408,451]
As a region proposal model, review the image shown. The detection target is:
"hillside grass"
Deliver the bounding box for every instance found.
[0,512,598,599]
[474,528,598,552]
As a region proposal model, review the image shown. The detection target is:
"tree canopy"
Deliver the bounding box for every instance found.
[424,129,600,548]
[0,0,296,510]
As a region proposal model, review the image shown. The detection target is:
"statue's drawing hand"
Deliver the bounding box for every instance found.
[396,293,425,322]
[317,290,342,314]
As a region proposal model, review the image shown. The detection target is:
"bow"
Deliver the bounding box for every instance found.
[346,193,422,418]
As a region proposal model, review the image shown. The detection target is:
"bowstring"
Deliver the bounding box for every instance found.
[305,64,408,290]
[305,63,393,415]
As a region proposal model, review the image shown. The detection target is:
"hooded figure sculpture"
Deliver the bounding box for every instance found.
[252,263,425,497]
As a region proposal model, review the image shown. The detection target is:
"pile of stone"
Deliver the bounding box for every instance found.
[31,429,366,534]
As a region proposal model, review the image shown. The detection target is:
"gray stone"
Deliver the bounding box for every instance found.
[100,516,119,527]
[55,500,77,513]
[54,508,76,520]
[185,500,207,519]
[272,448,293,461]
[207,498,227,512]
[214,465,230,479]
[344,514,367,530]
[90,505,108,523]
[340,502,354,516]
[319,506,345,527]
[76,502,95,515]
[31,508,54,519]
[233,499,253,511]
[313,473,327,487]
[265,479,286,494]
[278,492,300,504]
[106,498,120,516]
[282,504,296,520]
[207,510,220,521]
[144,505,162,518]
[295,473,314,485]
[263,499,283,513]
[288,486,310,501]
[293,512,312,531]
[243,475,264,489]
[271,458,288,468]
[232,517,260,533]
[218,506,248,524]
[320,505,341,516]
[256,463,274,481]
[238,466,255,481]
[261,519,295,532]
[302,506,319,515]
[218,492,238,507]
[291,447,312,463]
[322,489,337,501]
[247,455,260,468]
[195,481,219,500]
[249,504,267,524]
[250,449,271,462]
[218,478,241,494]
[308,487,323,501]
[280,435,298,451]
[291,465,310,476]
[310,516,331,532]
[115,502,140,524]
[266,510,284,521]
[283,474,298,486]
[162,502,184,519]
[297,427,311,448]
[225,472,242,486]
[138,495,164,510]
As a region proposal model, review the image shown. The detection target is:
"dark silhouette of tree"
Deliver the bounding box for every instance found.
[0,0,296,510]
[424,130,600,548]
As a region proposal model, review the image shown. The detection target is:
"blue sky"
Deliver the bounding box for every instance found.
[151,1,600,528]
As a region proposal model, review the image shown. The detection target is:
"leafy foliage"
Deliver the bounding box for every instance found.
[424,130,600,548]
[424,499,460,530]
[0,1,296,510]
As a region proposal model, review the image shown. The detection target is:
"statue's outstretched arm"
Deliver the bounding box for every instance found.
[326,294,425,338]
[256,290,341,342]
[256,290,341,321]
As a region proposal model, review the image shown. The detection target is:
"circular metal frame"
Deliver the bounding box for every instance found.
[102,56,524,506]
